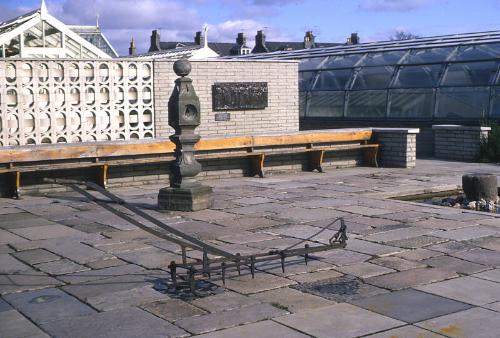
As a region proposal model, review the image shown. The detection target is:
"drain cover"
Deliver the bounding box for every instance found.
[292,275,387,302]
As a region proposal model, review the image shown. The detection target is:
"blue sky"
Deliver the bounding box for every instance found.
[1,0,500,55]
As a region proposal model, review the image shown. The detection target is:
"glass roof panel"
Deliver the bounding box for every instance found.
[389,88,434,118]
[454,43,500,61]
[322,54,364,69]
[351,66,395,90]
[442,61,498,86]
[307,91,344,117]
[359,50,406,66]
[404,47,455,64]
[313,69,352,91]
[392,64,442,88]
[299,71,316,91]
[299,57,327,71]
[436,87,489,119]
[346,90,387,117]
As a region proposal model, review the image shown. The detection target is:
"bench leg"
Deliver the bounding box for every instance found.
[364,147,379,167]
[2,171,21,199]
[249,154,265,178]
[308,150,324,172]
[97,164,108,189]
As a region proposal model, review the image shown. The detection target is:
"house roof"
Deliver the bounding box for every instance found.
[68,25,118,57]
[133,45,219,60]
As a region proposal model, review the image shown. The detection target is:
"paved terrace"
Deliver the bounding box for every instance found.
[1,159,500,338]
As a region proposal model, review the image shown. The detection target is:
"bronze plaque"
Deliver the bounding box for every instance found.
[212,82,268,110]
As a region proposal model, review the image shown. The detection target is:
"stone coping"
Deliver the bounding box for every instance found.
[372,128,420,134]
[432,125,491,131]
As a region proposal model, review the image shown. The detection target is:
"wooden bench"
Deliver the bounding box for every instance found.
[0,129,379,198]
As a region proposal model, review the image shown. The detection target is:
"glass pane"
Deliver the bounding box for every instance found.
[389,89,434,118]
[346,90,387,118]
[65,36,81,58]
[442,61,498,86]
[351,66,395,90]
[24,22,43,47]
[5,36,20,57]
[307,91,344,117]
[454,43,500,61]
[393,64,442,88]
[299,57,327,71]
[299,92,307,117]
[405,47,455,64]
[490,87,500,117]
[299,71,316,91]
[44,22,62,48]
[360,51,406,66]
[322,54,363,69]
[312,69,352,91]
[436,87,489,119]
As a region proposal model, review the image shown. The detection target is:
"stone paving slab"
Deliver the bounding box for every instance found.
[40,307,188,338]
[11,249,61,265]
[416,276,500,305]
[350,288,472,323]
[0,253,32,274]
[0,271,63,295]
[337,262,395,278]
[142,299,207,322]
[287,268,343,284]
[416,307,500,338]
[9,224,87,241]
[472,269,500,283]
[3,288,96,325]
[175,303,287,335]
[422,255,489,275]
[250,287,335,313]
[450,248,500,267]
[35,258,89,275]
[363,325,447,338]
[190,291,260,313]
[364,267,457,290]
[370,256,427,271]
[214,271,296,294]
[0,298,13,312]
[86,285,170,311]
[274,303,404,338]
[0,229,28,244]
[193,320,311,338]
[0,310,51,338]
[395,248,444,261]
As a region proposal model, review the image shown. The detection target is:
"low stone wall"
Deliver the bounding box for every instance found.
[372,128,419,168]
[433,125,491,162]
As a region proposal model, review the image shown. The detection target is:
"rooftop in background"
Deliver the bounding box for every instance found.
[148,29,341,57]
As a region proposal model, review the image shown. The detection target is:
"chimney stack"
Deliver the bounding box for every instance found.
[194,31,205,46]
[347,32,359,45]
[304,31,315,49]
[230,32,251,55]
[251,30,269,54]
[129,37,136,56]
[149,30,161,52]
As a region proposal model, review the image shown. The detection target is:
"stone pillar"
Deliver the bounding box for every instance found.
[158,59,213,211]
[433,125,491,162]
[372,128,420,168]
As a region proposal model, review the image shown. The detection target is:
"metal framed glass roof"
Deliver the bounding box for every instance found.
[232,30,500,121]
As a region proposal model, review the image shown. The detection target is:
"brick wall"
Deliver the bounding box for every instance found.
[373,128,419,168]
[153,59,300,138]
[433,125,491,162]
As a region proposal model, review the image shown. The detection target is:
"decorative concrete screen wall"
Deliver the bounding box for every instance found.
[153,59,300,138]
[0,59,154,146]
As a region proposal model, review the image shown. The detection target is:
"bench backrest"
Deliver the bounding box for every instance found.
[0,129,373,164]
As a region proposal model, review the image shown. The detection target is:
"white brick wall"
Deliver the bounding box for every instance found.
[153,59,300,138]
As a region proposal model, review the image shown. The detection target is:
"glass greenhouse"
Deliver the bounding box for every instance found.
[235,31,500,123]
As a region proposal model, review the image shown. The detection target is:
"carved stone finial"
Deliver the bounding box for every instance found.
[158,59,213,211]
[173,59,191,77]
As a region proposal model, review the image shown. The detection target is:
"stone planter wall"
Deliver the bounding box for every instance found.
[372,128,419,168]
[433,125,491,162]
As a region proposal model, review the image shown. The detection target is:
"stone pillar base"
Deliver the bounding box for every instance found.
[158,185,213,212]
